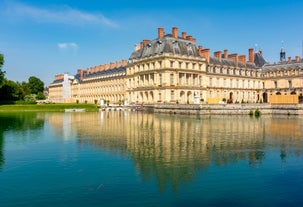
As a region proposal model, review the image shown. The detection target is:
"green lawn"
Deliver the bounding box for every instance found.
[0,103,99,112]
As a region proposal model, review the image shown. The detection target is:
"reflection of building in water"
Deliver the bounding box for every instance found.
[47,112,303,191]
[48,113,77,141]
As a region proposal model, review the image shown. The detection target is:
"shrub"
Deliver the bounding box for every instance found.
[254,108,261,117]
[36,92,46,100]
[15,100,36,104]
[249,110,254,116]
[24,94,37,102]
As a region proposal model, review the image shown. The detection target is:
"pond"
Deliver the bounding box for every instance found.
[0,112,302,207]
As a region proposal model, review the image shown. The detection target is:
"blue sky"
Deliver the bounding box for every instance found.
[1,0,303,85]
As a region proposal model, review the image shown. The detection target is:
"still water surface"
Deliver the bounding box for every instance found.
[0,112,303,207]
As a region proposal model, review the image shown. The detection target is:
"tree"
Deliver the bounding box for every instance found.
[16,81,31,100]
[28,76,44,94]
[0,80,19,101]
[36,91,46,100]
[0,54,5,86]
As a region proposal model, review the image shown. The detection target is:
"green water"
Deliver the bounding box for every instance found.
[0,112,302,207]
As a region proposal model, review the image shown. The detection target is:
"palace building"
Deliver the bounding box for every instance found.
[48,27,303,104]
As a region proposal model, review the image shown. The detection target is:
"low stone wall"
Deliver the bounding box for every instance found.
[149,104,303,115]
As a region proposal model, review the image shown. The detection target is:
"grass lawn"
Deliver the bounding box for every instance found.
[0,103,99,112]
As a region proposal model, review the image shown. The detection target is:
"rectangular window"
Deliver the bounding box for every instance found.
[192,63,196,70]
[158,93,162,101]
[170,61,174,68]
[159,61,162,68]
[171,91,175,101]
[179,62,182,68]
[199,76,202,85]
[230,79,233,88]
[210,78,212,87]
[274,81,277,88]
[150,74,154,83]
[159,74,162,85]
[236,79,239,88]
[199,64,202,70]
[170,74,174,85]
[186,62,189,69]
[186,74,189,85]
[179,73,182,85]
[288,80,292,88]
[217,78,220,87]
[223,79,226,87]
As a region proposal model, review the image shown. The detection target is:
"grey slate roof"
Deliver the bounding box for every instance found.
[129,34,201,60]
[51,79,63,84]
[262,60,303,72]
[254,53,267,67]
[209,57,259,69]
[83,66,126,79]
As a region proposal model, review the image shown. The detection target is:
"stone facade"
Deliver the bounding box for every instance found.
[48,27,303,104]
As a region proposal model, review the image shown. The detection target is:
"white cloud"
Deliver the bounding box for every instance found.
[58,42,78,50]
[4,1,118,27]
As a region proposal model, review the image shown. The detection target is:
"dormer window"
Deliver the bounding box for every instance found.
[187,45,194,56]
[172,40,180,54]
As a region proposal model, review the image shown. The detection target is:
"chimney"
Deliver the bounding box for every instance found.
[110,62,115,69]
[288,57,292,63]
[186,35,192,41]
[182,32,186,39]
[77,69,84,80]
[295,56,300,62]
[248,48,254,63]
[228,53,238,67]
[214,51,222,61]
[199,49,210,63]
[224,49,228,59]
[122,59,128,66]
[172,27,178,38]
[105,64,110,70]
[238,55,246,67]
[116,61,121,68]
[134,44,140,51]
[192,38,196,45]
[140,39,150,49]
[55,74,64,80]
[158,27,164,39]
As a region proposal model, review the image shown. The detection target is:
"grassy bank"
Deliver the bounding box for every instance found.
[0,104,99,112]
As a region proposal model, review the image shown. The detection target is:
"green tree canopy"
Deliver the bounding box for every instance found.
[0,80,19,101]
[28,76,44,94]
[0,54,5,86]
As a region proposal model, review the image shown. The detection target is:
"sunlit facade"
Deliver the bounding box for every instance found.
[48,27,303,104]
